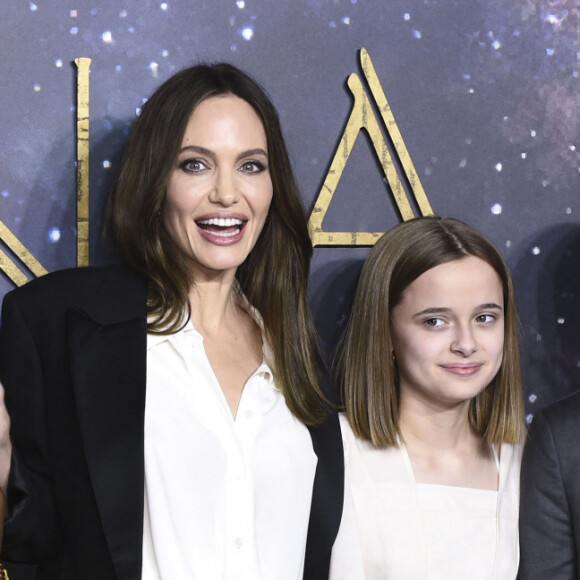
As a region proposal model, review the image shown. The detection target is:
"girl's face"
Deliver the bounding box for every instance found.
[391,256,505,412]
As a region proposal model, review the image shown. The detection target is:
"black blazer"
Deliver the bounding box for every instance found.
[0,265,344,580]
[518,390,580,580]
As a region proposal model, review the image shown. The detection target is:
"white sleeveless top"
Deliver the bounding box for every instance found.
[339,415,523,580]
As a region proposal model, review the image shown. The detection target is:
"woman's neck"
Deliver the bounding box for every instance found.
[188,275,239,336]
[187,273,263,419]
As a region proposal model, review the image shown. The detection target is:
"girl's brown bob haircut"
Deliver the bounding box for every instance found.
[338,216,525,446]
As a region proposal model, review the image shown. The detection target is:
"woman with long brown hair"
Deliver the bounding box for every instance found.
[0,63,345,580]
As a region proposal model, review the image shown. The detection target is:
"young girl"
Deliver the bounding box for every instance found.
[338,216,525,579]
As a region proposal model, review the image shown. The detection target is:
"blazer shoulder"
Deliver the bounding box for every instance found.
[530,389,580,446]
[542,389,580,424]
[2,264,147,325]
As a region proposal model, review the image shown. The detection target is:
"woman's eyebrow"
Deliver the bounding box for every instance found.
[178,145,215,157]
[178,145,268,160]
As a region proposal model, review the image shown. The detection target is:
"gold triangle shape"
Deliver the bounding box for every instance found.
[308,48,434,246]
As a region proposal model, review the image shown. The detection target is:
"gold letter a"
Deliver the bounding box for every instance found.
[308,48,434,247]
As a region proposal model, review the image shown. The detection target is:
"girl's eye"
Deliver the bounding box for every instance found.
[475,313,496,324]
[424,318,445,328]
[240,160,266,173]
[179,158,207,173]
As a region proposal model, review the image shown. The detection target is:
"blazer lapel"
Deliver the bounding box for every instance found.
[66,269,147,580]
[304,411,344,580]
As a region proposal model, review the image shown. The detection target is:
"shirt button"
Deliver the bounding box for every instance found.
[234,537,243,549]
[244,410,254,419]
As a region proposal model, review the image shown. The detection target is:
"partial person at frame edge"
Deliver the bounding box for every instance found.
[0,62,356,580]
[0,421,7,580]
[518,389,580,580]
[337,216,526,579]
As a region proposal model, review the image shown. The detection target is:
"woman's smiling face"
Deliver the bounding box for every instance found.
[163,94,273,281]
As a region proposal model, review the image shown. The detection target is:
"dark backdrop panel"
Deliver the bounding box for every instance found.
[0,1,578,577]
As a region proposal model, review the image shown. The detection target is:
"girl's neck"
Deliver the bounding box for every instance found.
[399,393,497,489]
[399,392,473,450]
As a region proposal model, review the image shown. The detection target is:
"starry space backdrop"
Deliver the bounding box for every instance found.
[0,2,579,572]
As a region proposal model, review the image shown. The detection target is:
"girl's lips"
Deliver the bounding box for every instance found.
[440,364,483,377]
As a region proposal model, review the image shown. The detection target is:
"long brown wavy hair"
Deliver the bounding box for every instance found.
[105,63,328,425]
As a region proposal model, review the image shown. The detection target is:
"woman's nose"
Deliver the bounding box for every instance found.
[209,170,240,206]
